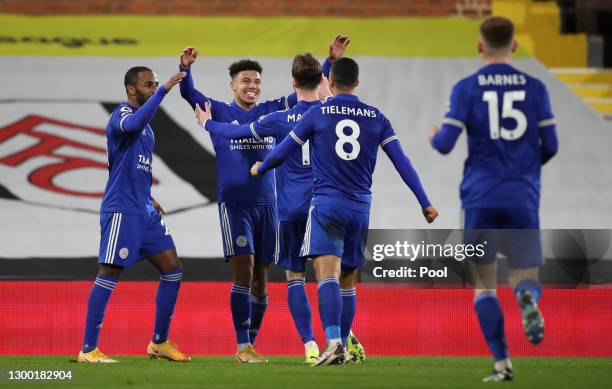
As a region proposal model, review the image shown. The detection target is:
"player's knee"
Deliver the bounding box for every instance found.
[474,288,496,300]
[286,270,305,281]
[98,264,122,278]
[339,270,357,289]
[251,278,268,296]
[232,268,253,287]
[170,257,183,271]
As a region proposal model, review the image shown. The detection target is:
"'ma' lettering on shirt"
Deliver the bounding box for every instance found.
[287,113,302,122]
[320,105,377,118]
[478,74,527,86]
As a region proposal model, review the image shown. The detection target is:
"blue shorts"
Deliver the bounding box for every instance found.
[300,205,370,272]
[218,202,277,264]
[275,220,308,273]
[98,211,175,268]
[464,208,542,269]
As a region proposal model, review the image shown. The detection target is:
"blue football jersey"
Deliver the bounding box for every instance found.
[288,94,397,213]
[440,63,556,210]
[100,102,155,214]
[249,100,320,220]
[180,68,297,205]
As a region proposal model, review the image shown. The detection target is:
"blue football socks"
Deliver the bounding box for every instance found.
[318,277,342,342]
[231,284,252,345]
[288,279,314,343]
[340,287,357,347]
[153,270,182,344]
[82,275,117,353]
[475,291,509,362]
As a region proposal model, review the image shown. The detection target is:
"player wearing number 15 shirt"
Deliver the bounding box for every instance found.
[429,17,558,382]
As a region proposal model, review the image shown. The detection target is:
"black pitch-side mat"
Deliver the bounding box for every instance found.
[0,257,313,281]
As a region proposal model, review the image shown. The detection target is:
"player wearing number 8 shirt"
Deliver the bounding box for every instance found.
[253,57,438,366]
[429,17,558,382]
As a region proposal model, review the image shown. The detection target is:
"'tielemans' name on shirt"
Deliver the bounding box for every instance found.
[320,106,378,117]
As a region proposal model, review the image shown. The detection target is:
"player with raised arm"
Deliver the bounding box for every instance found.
[77,67,191,363]
[252,57,438,366]
[195,52,364,364]
[429,17,558,382]
[178,36,349,363]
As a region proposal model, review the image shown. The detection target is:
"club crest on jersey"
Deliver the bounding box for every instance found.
[119,247,129,259]
[236,235,248,247]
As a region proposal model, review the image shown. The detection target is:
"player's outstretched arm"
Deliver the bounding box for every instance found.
[254,109,315,176]
[537,82,558,165]
[178,46,211,110]
[382,139,438,223]
[252,134,300,176]
[318,76,333,101]
[430,124,462,154]
[431,81,467,154]
[540,124,558,164]
[121,72,186,133]
[196,102,279,140]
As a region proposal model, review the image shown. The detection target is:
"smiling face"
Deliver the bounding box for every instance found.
[230,70,261,109]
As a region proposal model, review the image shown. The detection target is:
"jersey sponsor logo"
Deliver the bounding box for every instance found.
[229,136,274,151]
[137,154,152,172]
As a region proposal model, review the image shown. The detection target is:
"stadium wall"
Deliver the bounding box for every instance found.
[0,0,491,17]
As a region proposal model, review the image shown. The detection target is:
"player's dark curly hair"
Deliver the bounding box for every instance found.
[330,57,359,90]
[228,59,263,78]
[124,66,152,87]
[292,53,322,90]
[480,16,514,49]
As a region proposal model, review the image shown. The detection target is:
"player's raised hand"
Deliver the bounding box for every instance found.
[180,46,199,68]
[328,35,350,63]
[318,76,333,100]
[428,126,440,144]
[195,102,212,128]
[422,206,438,224]
[250,161,262,176]
[163,71,187,92]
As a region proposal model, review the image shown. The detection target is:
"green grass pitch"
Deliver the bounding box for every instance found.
[1,356,611,388]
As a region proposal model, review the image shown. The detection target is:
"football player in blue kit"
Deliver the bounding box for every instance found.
[179,37,350,363]
[195,52,364,365]
[429,17,558,382]
[77,67,191,363]
[253,57,438,366]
